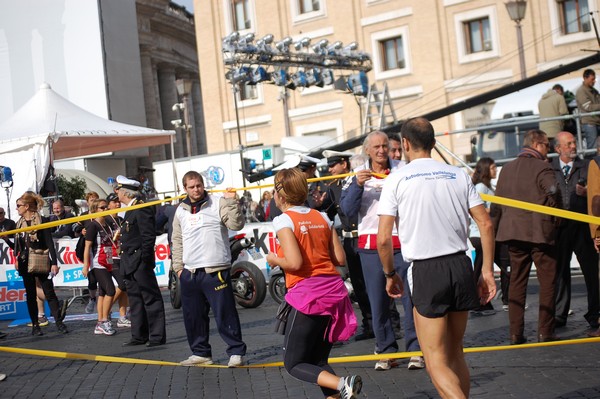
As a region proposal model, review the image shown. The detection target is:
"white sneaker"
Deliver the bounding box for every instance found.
[228,355,244,368]
[339,375,362,399]
[408,356,425,370]
[180,355,213,366]
[374,359,392,370]
[117,318,131,328]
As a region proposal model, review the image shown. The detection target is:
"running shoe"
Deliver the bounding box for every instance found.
[117,318,131,328]
[94,321,116,336]
[180,355,214,366]
[408,356,425,370]
[85,298,97,314]
[374,359,392,370]
[228,355,244,367]
[27,316,49,327]
[339,375,362,399]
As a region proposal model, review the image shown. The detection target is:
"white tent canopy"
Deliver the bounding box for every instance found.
[0,83,174,158]
[0,83,174,219]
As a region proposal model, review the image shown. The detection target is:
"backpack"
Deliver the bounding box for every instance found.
[75,233,97,263]
[75,235,86,263]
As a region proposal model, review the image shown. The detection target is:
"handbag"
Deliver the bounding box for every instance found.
[28,249,50,274]
[274,299,292,335]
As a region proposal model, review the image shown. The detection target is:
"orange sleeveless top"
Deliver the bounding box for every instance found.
[277,209,339,289]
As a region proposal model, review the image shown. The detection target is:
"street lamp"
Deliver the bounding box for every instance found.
[175,79,194,157]
[505,0,527,80]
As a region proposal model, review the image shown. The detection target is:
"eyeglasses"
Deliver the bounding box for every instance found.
[0,211,4,214]
[98,206,107,210]
[16,203,25,208]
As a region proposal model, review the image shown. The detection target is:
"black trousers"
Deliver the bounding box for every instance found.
[555,220,600,327]
[343,237,371,331]
[124,264,166,344]
[18,262,60,325]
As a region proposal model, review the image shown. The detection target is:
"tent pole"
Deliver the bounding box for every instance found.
[170,135,179,197]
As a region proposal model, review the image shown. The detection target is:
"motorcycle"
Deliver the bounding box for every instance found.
[168,233,267,309]
[268,266,286,305]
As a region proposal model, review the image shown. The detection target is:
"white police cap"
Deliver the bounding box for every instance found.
[272,154,321,171]
[116,175,141,191]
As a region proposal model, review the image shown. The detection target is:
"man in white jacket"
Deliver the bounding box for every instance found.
[171,171,247,367]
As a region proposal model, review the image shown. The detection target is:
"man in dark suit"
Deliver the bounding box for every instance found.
[551,132,599,330]
[116,175,166,347]
[494,129,561,344]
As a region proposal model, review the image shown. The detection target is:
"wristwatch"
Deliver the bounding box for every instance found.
[384,270,396,278]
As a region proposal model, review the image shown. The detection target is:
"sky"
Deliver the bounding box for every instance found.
[172,0,194,13]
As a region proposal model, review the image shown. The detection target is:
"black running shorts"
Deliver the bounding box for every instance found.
[411,252,479,318]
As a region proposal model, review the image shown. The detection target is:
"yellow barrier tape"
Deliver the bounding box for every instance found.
[2,171,598,237]
[480,193,600,225]
[1,337,600,368]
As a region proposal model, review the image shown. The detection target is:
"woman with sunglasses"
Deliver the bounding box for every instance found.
[7,192,67,335]
[82,199,117,336]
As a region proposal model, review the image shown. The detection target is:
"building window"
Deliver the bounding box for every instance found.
[232,0,251,31]
[239,83,258,101]
[463,17,492,54]
[299,0,320,14]
[559,0,591,34]
[371,26,412,79]
[454,6,499,64]
[380,36,406,71]
[291,0,326,23]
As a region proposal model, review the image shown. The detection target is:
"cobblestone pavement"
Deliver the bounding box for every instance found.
[0,275,599,398]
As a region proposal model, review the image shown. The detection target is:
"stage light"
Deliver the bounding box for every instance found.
[327,41,343,56]
[256,34,275,53]
[249,66,270,84]
[305,68,323,87]
[275,37,293,53]
[288,70,308,89]
[347,71,369,96]
[271,68,289,86]
[237,33,257,53]
[222,31,240,52]
[311,39,329,55]
[226,66,252,83]
[293,37,311,51]
[322,69,335,86]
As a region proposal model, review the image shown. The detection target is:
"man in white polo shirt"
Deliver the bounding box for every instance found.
[377,117,496,398]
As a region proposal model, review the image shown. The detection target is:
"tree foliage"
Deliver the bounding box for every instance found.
[55,174,87,213]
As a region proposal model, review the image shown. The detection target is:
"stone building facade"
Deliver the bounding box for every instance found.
[137,0,206,165]
[193,0,600,161]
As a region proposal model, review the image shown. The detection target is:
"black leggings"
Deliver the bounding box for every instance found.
[18,263,60,325]
[283,307,336,397]
[93,268,116,297]
[111,260,126,292]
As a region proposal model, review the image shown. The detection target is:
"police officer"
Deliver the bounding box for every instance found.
[116,175,166,347]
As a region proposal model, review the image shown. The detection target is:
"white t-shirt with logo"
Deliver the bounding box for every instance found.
[378,158,483,262]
